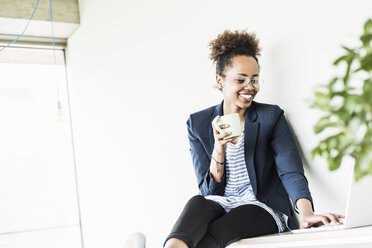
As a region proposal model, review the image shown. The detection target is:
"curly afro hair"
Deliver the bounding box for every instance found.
[209,30,261,75]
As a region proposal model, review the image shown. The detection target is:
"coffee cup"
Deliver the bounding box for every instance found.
[212,113,242,140]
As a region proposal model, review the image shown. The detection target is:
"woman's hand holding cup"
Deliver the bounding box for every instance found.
[212,115,239,155]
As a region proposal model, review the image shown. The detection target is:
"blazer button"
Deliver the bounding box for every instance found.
[262,198,268,204]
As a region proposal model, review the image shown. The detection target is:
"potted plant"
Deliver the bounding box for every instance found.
[311,19,372,181]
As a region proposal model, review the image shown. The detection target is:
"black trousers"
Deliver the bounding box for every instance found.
[164,195,278,248]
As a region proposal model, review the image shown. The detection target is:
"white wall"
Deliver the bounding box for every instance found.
[65,0,372,247]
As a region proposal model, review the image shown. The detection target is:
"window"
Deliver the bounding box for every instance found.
[0,46,82,247]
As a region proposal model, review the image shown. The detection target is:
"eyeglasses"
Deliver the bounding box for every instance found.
[220,73,262,88]
[234,76,262,88]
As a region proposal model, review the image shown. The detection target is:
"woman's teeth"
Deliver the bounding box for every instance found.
[240,94,252,99]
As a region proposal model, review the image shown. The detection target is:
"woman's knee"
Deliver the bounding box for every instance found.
[185,195,206,208]
[164,237,189,248]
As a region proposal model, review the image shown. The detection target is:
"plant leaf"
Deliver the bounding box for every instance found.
[341,46,356,55]
[314,116,340,134]
[333,55,347,66]
[363,19,372,34]
[360,51,372,71]
[327,154,342,170]
[360,33,372,47]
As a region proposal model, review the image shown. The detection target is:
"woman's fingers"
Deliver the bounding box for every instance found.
[218,131,232,140]
[338,214,346,219]
[213,125,230,135]
[301,215,325,228]
[319,216,330,226]
[211,115,230,135]
[214,131,231,144]
[220,135,236,144]
[326,213,344,224]
[211,115,237,150]
[219,124,230,129]
[318,213,344,225]
[327,214,341,224]
[215,128,232,140]
[332,213,343,224]
[304,213,345,228]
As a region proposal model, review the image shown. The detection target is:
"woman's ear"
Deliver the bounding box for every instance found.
[216,74,223,89]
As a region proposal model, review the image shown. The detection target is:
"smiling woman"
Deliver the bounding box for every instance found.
[163,30,344,248]
[217,55,260,110]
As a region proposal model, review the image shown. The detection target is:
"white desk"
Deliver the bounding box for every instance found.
[228,226,372,248]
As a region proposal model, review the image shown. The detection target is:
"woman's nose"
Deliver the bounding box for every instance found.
[244,81,255,89]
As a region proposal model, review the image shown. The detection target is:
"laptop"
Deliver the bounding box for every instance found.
[291,160,372,234]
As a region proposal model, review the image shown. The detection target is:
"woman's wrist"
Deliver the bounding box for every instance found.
[214,144,225,156]
[212,156,224,165]
[296,198,314,217]
[212,149,224,162]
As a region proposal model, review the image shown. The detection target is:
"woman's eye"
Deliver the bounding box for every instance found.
[236,79,245,83]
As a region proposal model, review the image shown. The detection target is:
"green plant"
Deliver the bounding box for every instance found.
[311,19,372,181]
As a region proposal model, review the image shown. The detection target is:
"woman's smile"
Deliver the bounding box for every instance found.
[238,91,255,102]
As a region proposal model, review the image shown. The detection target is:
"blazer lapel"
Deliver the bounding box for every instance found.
[244,102,259,196]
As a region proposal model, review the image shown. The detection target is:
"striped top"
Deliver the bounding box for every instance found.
[205,131,288,232]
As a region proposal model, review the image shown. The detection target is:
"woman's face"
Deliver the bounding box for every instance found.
[217,55,260,110]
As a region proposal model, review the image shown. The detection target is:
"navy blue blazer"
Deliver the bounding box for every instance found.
[186,101,314,230]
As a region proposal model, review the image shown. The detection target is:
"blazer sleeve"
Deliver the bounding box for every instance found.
[187,116,225,196]
[270,106,314,213]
